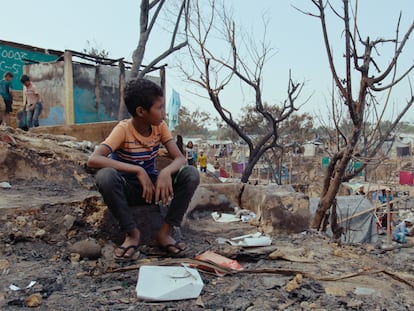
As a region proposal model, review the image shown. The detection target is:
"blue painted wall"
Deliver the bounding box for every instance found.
[73,64,127,124]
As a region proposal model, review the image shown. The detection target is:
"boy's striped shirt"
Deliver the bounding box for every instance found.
[102,119,172,177]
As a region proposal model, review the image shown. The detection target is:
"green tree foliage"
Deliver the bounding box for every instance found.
[82,40,110,58]
[239,103,314,143]
[171,106,210,136]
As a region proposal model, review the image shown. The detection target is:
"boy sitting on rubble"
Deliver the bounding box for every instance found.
[87,78,199,260]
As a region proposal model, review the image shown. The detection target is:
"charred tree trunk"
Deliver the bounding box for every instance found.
[303,1,414,230]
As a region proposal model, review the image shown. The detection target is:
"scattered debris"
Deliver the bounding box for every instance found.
[285,274,303,292]
[9,281,36,291]
[354,287,377,296]
[136,265,204,301]
[67,239,102,260]
[196,250,243,275]
[25,293,42,308]
[0,182,11,189]
[216,232,272,247]
[62,214,77,230]
[211,211,240,223]
[0,259,9,270]
[324,286,347,297]
[269,247,315,263]
[211,208,256,223]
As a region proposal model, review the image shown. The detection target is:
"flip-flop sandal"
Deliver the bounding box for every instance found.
[160,242,187,258]
[115,245,140,262]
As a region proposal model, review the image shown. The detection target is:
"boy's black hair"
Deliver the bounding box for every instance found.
[124,78,163,116]
[4,71,13,78]
[20,74,30,84]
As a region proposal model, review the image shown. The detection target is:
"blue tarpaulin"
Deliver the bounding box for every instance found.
[168,89,181,131]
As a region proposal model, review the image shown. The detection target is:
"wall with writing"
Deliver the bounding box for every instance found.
[0,41,61,90]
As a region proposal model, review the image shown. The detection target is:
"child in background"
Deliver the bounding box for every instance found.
[0,72,14,126]
[88,78,199,260]
[198,150,207,172]
[186,141,194,165]
[20,74,43,128]
[192,148,198,167]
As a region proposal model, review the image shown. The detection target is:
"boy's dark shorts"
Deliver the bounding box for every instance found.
[4,99,12,113]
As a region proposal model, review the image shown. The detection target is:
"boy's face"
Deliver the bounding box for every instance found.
[23,81,31,87]
[143,96,165,125]
[5,76,13,81]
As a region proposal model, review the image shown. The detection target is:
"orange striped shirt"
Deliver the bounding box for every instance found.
[102,119,172,176]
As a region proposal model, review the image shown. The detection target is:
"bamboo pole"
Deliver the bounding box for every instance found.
[386,197,391,246]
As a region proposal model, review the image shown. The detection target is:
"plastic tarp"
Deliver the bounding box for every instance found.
[309,196,378,244]
[167,89,181,131]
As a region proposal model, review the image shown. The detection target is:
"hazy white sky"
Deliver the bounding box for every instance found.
[2,0,413,124]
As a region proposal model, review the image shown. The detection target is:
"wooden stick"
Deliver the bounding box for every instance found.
[376,242,414,254]
[330,195,409,226]
[386,200,391,246]
[105,257,414,289]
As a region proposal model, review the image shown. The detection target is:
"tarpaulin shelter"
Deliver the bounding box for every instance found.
[309,196,378,243]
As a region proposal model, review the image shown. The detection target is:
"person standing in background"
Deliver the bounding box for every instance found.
[198,150,207,172]
[192,148,198,168]
[176,135,185,155]
[20,74,43,128]
[186,141,194,165]
[0,72,14,126]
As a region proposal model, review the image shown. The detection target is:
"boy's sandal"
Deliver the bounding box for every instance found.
[114,245,140,262]
[160,242,187,258]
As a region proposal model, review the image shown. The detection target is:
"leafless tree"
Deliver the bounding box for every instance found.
[297,0,414,230]
[130,0,189,78]
[182,0,306,183]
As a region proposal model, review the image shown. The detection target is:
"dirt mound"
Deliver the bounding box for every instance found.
[0,126,94,185]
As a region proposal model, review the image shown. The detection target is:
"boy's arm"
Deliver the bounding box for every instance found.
[87,144,140,173]
[155,139,187,205]
[87,144,155,203]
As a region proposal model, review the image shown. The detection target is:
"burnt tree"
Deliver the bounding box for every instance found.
[130,0,189,78]
[298,0,414,230]
[183,0,306,183]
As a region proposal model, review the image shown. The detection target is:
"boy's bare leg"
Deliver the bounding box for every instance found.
[157,222,185,253]
[115,228,140,258]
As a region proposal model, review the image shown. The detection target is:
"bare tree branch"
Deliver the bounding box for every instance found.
[184,0,305,182]
[131,0,189,78]
[308,0,414,230]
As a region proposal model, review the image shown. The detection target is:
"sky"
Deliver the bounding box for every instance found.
[2,0,413,126]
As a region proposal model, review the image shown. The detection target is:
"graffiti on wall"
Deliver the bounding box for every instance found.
[0,42,60,90]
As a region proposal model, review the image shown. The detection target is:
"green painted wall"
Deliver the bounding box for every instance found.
[0,43,60,90]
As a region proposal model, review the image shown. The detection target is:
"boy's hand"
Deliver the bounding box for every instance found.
[155,170,173,206]
[136,168,155,204]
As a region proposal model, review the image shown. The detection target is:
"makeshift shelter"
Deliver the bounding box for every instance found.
[381,139,411,158]
[396,145,410,157]
[309,196,378,244]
